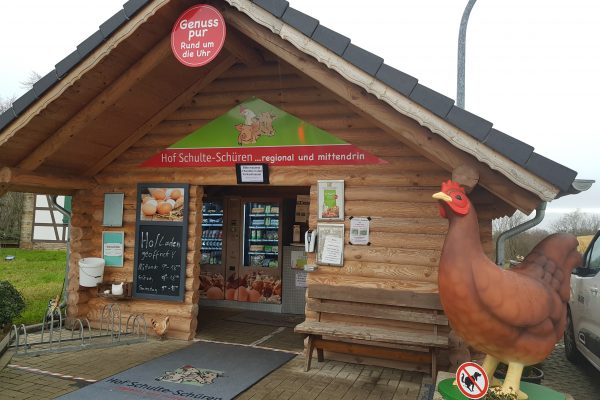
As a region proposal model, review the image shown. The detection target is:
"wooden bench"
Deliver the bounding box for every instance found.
[295,283,449,378]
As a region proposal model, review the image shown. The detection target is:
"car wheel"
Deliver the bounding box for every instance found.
[565,309,583,363]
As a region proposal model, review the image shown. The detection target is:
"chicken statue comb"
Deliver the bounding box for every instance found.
[441,180,465,194]
[435,180,470,217]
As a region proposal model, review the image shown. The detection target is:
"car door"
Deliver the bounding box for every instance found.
[573,231,600,367]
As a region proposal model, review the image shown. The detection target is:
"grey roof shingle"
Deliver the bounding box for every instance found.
[0,108,16,131]
[311,25,350,56]
[99,9,129,39]
[445,106,493,142]
[33,71,59,97]
[409,84,455,119]
[483,129,533,166]
[252,0,289,18]
[342,44,384,76]
[123,0,150,18]
[525,153,578,192]
[55,50,83,78]
[0,0,580,196]
[375,64,418,97]
[0,1,149,129]
[281,7,319,37]
[11,89,37,116]
[77,31,106,59]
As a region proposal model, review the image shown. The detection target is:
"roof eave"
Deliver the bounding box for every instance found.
[227,0,561,204]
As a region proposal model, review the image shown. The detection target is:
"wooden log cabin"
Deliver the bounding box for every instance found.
[0,0,590,375]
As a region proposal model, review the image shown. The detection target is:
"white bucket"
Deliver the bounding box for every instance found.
[78,257,105,287]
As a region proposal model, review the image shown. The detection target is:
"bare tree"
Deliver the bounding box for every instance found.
[20,71,41,90]
[0,71,40,244]
[0,70,40,112]
[0,192,25,243]
[550,209,600,236]
[493,211,550,264]
[0,95,17,113]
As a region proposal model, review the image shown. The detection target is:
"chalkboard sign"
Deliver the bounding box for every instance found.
[133,183,189,301]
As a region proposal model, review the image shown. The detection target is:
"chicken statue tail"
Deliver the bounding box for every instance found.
[517,233,581,303]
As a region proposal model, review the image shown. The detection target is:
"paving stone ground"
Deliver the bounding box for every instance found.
[1,308,599,400]
[541,341,600,400]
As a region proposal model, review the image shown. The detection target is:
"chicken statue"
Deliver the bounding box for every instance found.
[151,316,170,340]
[432,180,581,399]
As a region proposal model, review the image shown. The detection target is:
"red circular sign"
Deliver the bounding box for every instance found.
[171,5,226,67]
[455,362,489,399]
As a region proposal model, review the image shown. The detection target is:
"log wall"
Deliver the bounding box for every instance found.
[67,57,506,343]
[67,185,202,340]
[18,193,35,250]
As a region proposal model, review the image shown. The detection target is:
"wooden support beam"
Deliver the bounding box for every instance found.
[84,52,238,176]
[221,8,542,214]
[452,164,479,193]
[314,338,432,364]
[224,27,264,67]
[0,166,96,193]
[17,35,173,171]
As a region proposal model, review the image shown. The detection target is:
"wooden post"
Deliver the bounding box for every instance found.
[452,164,479,193]
[305,335,315,371]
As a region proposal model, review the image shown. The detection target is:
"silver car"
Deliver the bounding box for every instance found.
[566,231,600,370]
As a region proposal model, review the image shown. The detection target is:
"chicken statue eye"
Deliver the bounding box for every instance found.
[447,190,470,215]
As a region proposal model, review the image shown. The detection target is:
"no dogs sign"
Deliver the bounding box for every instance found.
[171,4,226,67]
[455,362,489,399]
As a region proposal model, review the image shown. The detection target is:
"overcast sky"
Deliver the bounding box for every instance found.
[0,0,598,216]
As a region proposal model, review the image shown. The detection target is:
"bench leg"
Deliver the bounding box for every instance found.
[431,348,438,382]
[305,335,315,371]
[317,347,324,362]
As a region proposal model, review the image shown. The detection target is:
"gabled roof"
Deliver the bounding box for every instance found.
[0,0,589,209]
[245,0,580,194]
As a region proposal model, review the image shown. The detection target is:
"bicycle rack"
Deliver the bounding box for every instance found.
[9,302,147,356]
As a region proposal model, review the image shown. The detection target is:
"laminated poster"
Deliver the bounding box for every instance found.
[291,250,307,270]
[349,217,370,245]
[321,236,343,264]
[317,180,344,221]
[295,271,308,288]
[295,194,310,223]
[316,223,345,266]
[102,231,124,267]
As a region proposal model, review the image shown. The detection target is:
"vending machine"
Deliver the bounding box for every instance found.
[238,200,282,304]
[200,197,283,304]
[199,200,226,299]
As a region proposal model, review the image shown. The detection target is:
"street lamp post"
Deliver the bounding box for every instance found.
[457,0,477,109]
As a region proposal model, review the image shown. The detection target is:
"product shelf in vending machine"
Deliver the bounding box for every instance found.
[240,200,282,304]
[200,200,226,300]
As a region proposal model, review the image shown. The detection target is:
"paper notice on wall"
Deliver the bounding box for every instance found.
[321,235,343,265]
[104,243,124,257]
[291,250,307,270]
[295,194,310,223]
[295,271,308,288]
[349,217,370,245]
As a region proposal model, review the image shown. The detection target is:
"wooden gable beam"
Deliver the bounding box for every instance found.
[224,27,264,67]
[0,166,96,194]
[452,164,479,193]
[17,35,172,172]
[85,51,238,176]
[222,9,541,213]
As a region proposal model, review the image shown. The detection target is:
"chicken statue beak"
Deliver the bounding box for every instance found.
[432,192,452,203]
[432,192,452,219]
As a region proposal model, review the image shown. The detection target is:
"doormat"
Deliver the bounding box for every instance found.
[57,341,295,400]
[225,310,304,328]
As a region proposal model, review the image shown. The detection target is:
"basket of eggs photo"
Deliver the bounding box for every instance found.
[141,187,185,222]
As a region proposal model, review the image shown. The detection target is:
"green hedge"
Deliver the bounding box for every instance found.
[0,280,25,329]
